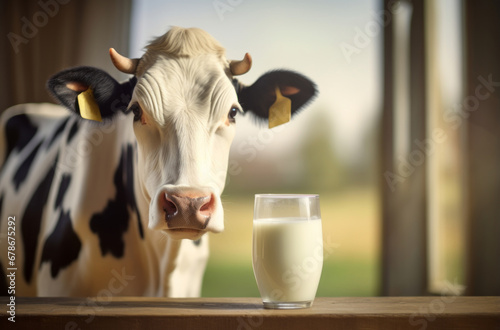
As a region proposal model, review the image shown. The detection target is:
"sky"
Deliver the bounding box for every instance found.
[129,0,383,162]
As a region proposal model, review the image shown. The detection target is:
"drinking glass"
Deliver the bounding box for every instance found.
[252,194,323,309]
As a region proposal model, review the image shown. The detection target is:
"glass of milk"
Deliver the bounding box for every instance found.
[252,194,323,309]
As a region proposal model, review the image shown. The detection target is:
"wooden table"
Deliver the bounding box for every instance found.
[1,297,499,329]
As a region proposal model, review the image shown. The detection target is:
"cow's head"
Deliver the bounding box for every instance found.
[48,27,316,240]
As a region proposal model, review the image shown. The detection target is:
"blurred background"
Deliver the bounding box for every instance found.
[1,0,499,296]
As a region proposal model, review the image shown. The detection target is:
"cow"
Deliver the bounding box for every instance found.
[0,27,316,297]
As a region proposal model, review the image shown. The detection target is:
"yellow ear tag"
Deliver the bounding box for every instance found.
[77,87,102,122]
[268,86,291,129]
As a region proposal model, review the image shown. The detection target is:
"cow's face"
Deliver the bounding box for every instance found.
[47,27,317,241]
[130,54,238,239]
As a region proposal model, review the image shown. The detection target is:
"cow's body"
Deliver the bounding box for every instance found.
[0,103,207,296]
[0,27,316,297]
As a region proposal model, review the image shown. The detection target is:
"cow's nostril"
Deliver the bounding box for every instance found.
[199,194,215,218]
[164,194,178,218]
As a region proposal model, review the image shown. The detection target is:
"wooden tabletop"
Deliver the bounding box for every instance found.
[1,296,499,329]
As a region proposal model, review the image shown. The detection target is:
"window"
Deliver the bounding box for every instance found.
[131,0,382,297]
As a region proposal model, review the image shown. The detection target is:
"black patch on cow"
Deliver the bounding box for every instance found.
[47,117,70,149]
[67,120,79,144]
[13,141,42,191]
[40,209,82,278]
[4,114,38,161]
[54,174,72,209]
[0,261,8,296]
[193,239,201,246]
[21,154,58,283]
[125,144,144,239]
[90,148,130,258]
[90,144,143,257]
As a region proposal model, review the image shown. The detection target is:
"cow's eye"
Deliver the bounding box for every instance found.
[130,104,143,122]
[228,107,239,123]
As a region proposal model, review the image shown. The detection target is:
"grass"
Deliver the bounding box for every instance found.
[201,187,380,297]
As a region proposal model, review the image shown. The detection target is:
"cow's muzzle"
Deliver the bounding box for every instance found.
[149,185,221,239]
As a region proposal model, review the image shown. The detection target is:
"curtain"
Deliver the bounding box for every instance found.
[0,0,132,113]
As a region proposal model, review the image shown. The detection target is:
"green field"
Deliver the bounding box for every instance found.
[201,188,380,297]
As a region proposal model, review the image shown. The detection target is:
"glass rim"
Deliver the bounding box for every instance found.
[255,193,319,199]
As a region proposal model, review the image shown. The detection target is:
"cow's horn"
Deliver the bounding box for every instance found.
[230,53,252,76]
[109,48,140,74]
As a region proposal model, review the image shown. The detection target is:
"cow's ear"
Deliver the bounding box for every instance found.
[47,66,136,121]
[236,70,317,121]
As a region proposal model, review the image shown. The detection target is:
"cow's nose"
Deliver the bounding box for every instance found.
[162,189,216,230]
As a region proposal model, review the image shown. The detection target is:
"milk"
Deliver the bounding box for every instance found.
[252,218,323,303]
